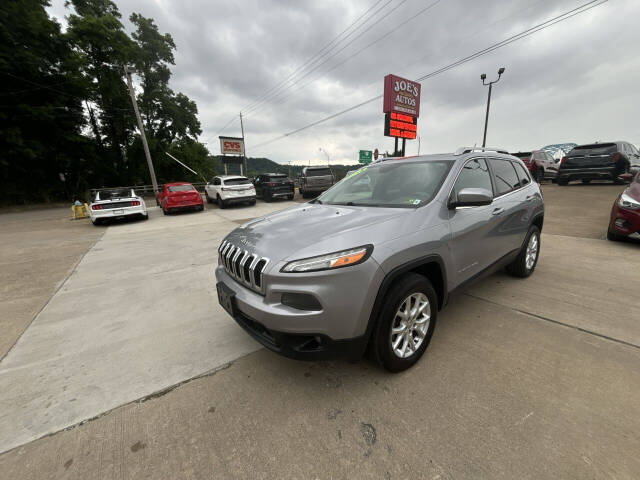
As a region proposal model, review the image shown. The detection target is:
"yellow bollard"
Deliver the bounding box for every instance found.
[71,203,90,220]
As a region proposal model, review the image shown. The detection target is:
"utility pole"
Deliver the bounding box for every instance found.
[124,66,158,194]
[480,67,505,148]
[239,111,247,176]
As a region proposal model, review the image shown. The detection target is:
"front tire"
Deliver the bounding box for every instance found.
[557,177,569,186]
[582,179,591,184]
[607,228,623,241]
[205,192,213,204]
[372,273,438,373]
[506,225,540,278]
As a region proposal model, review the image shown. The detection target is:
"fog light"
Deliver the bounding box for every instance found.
[281,293,322,311]
[615,218,629,229]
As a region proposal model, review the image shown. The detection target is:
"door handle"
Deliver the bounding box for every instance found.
[525,194,535,202]
[492,207,505,215]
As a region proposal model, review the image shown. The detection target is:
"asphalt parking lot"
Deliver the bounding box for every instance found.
[1,184,639,479]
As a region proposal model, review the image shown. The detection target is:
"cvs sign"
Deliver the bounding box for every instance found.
[219,136,245,155]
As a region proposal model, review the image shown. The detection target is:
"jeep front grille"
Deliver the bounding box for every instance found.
[218,240,270,294]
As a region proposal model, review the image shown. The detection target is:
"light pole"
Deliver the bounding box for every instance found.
[480,67,505,148]
[124,66,158,194]
[318,147,330,166]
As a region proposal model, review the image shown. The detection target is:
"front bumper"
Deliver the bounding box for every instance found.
[609,202,640,236]
[214,256,383,360]
[230,306,367,361]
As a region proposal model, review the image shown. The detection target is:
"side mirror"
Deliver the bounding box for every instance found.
[450,188,493,208]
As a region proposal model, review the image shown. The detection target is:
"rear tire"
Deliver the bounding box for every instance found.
[582,179,591,184]
[249,199,256,206]
[506,226,541,278]
[557,178,569,186]
[372,273,438,373]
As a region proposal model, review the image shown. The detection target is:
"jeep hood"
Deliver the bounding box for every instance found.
[222,203,415,264]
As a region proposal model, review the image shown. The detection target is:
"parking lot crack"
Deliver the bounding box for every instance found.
[464,293,640,351]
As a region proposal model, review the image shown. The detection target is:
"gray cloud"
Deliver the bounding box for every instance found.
[48,0,640,165]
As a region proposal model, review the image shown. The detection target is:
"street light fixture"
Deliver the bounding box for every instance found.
[480,67,505,148]
[318,147,330,166]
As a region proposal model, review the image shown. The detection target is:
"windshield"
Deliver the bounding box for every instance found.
[317,160,453,208]
[224,178,251,186]
[168,185,194,192]
[306,168,332,177]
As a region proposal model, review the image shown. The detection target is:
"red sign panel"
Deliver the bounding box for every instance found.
[383,74,421,118]
[384,112,417,139]
[219,136,245,155]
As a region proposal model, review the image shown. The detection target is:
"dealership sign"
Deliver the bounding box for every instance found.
[219,136,245,156]
[384,112,417,140]
[383,74,421,117]
[383,74,420,140]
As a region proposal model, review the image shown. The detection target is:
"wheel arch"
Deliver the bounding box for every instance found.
[361,255,447,355]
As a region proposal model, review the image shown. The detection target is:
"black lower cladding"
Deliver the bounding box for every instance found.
[232,309,367,362]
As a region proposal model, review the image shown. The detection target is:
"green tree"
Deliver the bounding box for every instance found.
[66,0,137,185]
[0,0,91,203]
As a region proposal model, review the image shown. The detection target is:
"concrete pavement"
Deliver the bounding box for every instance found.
[1,184,639,479]
[0,201,292,453]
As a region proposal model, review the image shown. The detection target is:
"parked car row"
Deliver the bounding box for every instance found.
[511,141,640,186]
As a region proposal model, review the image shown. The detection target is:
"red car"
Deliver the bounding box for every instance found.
[511,150,558,183]
[608,172,640,241]
[157,182,204,215]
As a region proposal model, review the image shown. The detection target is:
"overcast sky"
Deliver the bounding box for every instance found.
[48,0,639,165]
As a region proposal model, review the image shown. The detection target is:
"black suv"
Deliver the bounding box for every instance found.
[557,142,640,185]
[253,173,294,201]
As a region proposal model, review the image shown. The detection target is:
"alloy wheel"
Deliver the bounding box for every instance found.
[525,233,539,270]
[389,293,431,359]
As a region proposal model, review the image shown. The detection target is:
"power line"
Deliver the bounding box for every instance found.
[242,0,389,113]
[204,0,392,146]
[248,0,608,152]
[244,0,409,117]
[247,0,442,118]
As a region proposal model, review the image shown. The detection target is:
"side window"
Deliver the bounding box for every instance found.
[513,162,531,187]
[213,178,221,186]
[453,158,493,198]
[489,159,520,196]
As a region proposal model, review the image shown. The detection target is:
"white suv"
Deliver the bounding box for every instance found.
[205,175,256,208]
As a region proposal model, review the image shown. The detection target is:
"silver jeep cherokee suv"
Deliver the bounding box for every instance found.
[216,147,544,372]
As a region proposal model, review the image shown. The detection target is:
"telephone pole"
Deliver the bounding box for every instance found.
[239,111,247,176]
[124,66,158,194]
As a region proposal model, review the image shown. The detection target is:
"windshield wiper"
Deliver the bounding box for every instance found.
[310,198,323,204]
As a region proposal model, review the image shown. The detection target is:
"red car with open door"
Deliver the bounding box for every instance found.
[608,172,640,241]
[157,182,204,215]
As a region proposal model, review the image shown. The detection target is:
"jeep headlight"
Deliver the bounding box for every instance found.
[619,192,640,210]
[281,245,372,273]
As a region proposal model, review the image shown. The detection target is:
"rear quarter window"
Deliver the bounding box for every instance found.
[489,159,521,196]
